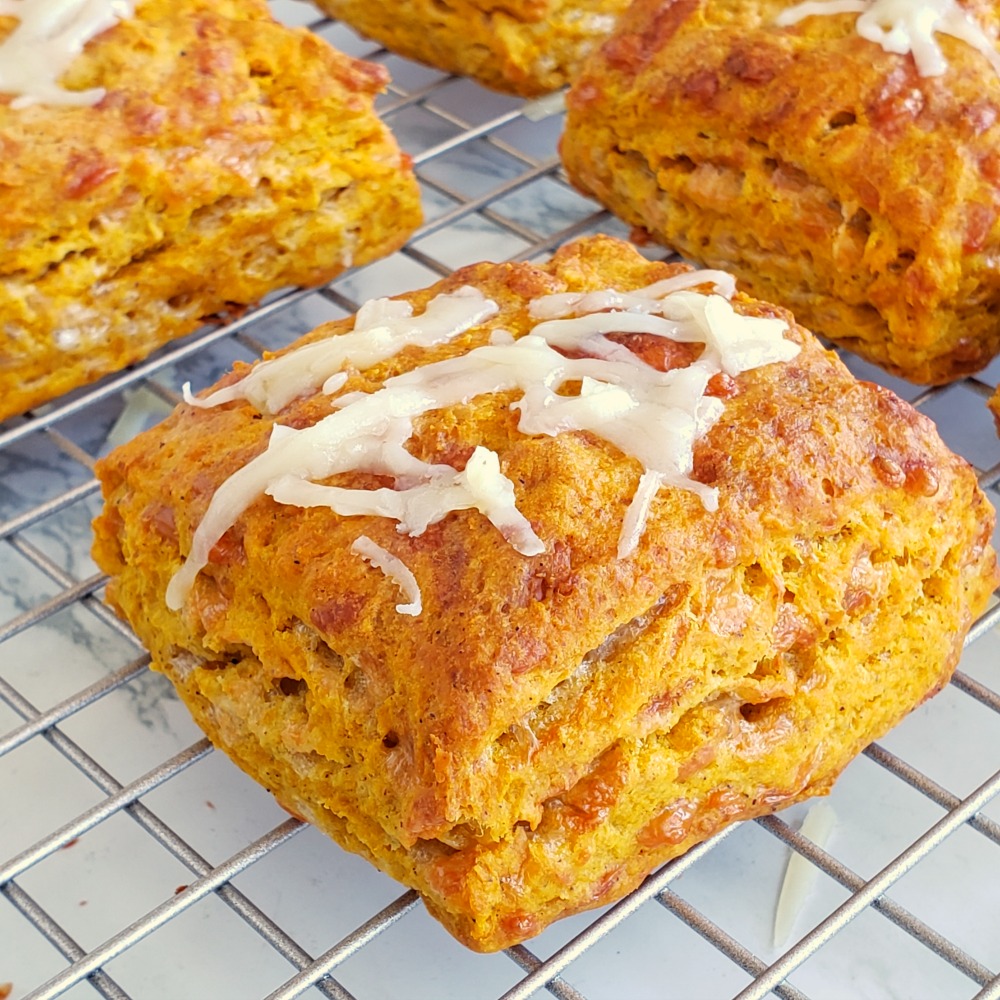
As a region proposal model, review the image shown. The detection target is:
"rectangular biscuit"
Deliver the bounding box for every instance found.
[92,234,998,951]
[560,0,1000,384]
[0,0,421,421]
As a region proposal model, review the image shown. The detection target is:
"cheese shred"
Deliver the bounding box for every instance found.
[350,535,422,616]
[0,0,136,108]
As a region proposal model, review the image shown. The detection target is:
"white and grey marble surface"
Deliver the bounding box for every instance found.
[1,3,1000,999]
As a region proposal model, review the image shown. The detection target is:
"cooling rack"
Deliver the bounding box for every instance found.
[2,4,1000,999]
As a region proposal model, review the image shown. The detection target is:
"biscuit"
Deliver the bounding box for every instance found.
[92,234,998,950]
[0,0,421,421]
[561,0,1000,384]
[309,0,629,96]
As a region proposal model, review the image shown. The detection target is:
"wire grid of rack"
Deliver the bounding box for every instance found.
[2,6,1000,999]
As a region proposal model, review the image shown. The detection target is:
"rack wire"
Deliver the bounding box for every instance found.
[2,6,1000,999]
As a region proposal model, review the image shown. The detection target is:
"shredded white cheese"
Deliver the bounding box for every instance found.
[183,287,499,414]
[772,802,838,948]
[616,470,664,560]
[0,0,135,108]
[165,277,800,613]
[350,535,422,616]
[104,385,174,452]
[521,88,567,122]
[527,270,737,320]
[776,0,1000,78]
[267,445,543,558]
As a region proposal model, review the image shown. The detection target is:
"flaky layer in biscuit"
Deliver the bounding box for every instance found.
[93,235,998,950]
[0,0,421,421]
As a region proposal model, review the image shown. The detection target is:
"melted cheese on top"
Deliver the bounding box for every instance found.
[165,279,800,612]
[183,287,500,415]
[777,0,1000,77]
[350,535,422,616]
[0,0,134,108]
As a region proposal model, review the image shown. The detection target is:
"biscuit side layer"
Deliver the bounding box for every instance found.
[155,532,987,950]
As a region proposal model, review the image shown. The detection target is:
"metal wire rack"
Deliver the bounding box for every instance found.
[2,6,1000,999]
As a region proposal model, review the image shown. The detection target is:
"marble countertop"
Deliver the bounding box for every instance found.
[1,3,1000,999]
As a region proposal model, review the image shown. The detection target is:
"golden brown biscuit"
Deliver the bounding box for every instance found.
[309,0,629,96]
[561,0,1000,384]
[0,0,421,422]
[92,235,998,951]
